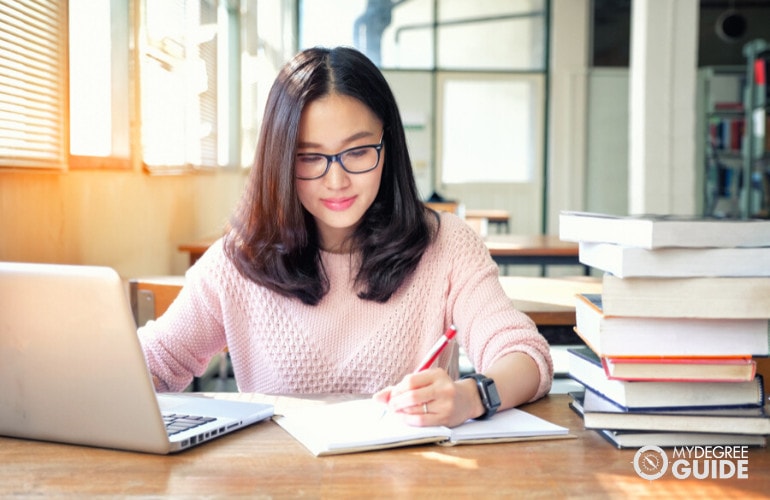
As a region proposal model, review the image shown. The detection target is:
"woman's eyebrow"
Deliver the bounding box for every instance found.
[297,130,376,150]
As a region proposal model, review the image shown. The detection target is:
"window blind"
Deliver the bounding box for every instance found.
[0,0,66,169]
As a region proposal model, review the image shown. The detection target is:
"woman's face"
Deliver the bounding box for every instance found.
[295,93,384,253]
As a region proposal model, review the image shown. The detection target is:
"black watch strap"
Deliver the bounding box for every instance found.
[462,373,501,420]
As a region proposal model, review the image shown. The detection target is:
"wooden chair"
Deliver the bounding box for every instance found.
[464,208,510,233]
[129,276,232,391]
[129,276,185,328]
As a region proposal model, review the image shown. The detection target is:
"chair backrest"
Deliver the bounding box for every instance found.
[129,275,232,391]
[129,276,185,327]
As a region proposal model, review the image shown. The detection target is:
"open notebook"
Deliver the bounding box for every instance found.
[0,261,273,454]
[275,398,572,456]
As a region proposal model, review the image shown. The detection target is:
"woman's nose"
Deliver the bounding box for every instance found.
[323,160,351,188]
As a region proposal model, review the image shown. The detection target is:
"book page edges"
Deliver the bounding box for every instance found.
[439,433,576,447]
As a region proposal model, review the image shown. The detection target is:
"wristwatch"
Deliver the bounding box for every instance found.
[462,373,501,420]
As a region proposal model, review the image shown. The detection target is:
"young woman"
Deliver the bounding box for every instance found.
[139,46,552,428]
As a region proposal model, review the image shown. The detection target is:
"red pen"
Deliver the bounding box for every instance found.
[414,325,457,372]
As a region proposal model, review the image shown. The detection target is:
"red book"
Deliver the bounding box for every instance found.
[601,356,757,382]
[713,101,744,112]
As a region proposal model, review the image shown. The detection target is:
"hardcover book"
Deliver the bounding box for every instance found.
[578,242,770,278]
[596,429,766,449]
[567,347,765,410]
[601,356,756,382]
[574,294,770,357]
[600,274,770,319]
[558,211,770,249]
[595,430,766,449]
[574,388,770,435]
[568,393,767,449]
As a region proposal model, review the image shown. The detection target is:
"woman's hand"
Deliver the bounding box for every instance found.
[373,368,481,428]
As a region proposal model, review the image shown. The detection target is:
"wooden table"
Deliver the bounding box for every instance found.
[1,394,767,497]
[484,234,586,276]
[179,234,584,275]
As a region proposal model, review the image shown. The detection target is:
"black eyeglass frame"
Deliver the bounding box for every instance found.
[294,132,384,180]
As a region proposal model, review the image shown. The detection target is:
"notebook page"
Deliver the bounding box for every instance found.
[448,407,569,442]
[275,398,451,456]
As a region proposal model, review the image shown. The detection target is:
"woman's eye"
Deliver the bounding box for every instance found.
[298,154,324,164]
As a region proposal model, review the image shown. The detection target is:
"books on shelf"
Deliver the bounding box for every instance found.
[274,398,571,456]
[599,274,770,319]
[566,347,765,411]
[558,211,770,249]
[601,356,756,382]
[575,388,770,435]
[574,294,770,358]
[569,393,767,449]
[578,242,770,278]
[709,116,745,153]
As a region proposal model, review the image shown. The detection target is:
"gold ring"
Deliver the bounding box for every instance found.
[423,403,428,414]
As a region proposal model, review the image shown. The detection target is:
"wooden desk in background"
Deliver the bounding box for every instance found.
[500,276,601,327]
[179,234,584,276]
[178,236,217,267]
[464,208,510,233]
[2,394,767,497]
[484,234,585,276]
[501,275,601,349]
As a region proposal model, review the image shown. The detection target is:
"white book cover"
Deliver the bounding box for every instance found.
[559,211,770,249]
[574,294,770,357]
[578,242,770,278]
[600,274,770,319]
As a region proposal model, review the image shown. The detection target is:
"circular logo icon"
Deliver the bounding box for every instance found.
[633,445,669,480]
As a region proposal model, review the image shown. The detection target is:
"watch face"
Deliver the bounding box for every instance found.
[485,380,501,408]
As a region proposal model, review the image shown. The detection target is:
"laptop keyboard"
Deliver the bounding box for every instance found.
[163,413,217,436]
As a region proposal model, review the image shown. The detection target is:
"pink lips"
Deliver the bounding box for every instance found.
[322,196,356,211]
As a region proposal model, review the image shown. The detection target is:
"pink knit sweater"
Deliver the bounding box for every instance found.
[139,213,553,399]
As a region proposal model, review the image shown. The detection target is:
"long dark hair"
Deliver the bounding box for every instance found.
[225,46,435,305]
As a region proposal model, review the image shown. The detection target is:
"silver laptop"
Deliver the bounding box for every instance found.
[0,261,273,454]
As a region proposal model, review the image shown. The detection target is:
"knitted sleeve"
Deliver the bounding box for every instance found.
[137,240,229,392]
[438,215,554,400]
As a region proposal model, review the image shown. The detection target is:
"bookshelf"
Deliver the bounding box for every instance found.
[741,39,770,219]
[699,66,746,218]
[700,39,770,220]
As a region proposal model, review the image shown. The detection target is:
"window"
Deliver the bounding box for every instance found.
[439,76,540,183]
[140,0,229,169]
[299,0,545,72]
[69,0,130,167]
[1,0,252,172]
[299,0,547,194]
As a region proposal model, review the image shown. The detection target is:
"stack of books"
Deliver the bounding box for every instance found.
[558,211,770,449]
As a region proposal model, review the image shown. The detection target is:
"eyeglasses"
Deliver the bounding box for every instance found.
[295,132,384,180]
